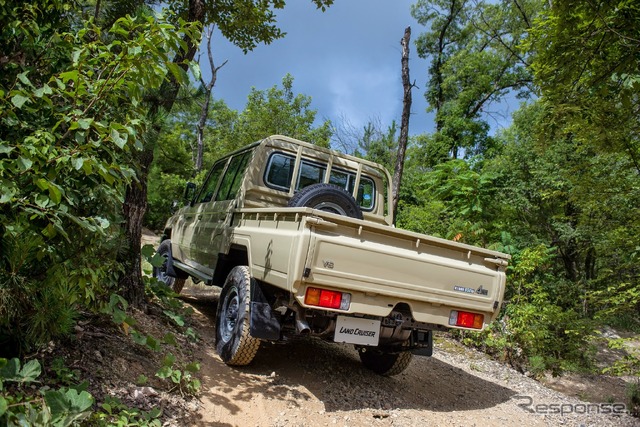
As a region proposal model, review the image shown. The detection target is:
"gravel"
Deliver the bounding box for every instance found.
[185,295,640,427]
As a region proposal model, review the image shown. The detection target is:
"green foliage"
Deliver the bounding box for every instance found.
[144,112,195,230]
[1,2,195,240]
[102,294,136,329]
[396,199,447,238]
[155,353,200,396]
[459,245,595,377]
[0,227,77,353]
[412,0,538,158]
[50,358,80,386]
[91,396,162,427]
[526,0,640,151]
[145,276,195,329]
[627,380,640,418]
[0,358,93,426]
[101,286,189,353]
[602,338,640,377]
[135,375,149,386]
[212,74,332,151]
[0,292,200,425]
[412,95,640,377]
[1,358,42,384]
[146,169,190,231]
[0,0,199,352]
[352,121,399,171]
[424,158,499,245]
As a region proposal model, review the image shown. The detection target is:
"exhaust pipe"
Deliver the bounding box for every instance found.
[291,304,310,335]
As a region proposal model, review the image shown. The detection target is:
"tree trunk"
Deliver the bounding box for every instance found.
[392,26,412,224]
[119,148,153,307]
[119,0,205,307]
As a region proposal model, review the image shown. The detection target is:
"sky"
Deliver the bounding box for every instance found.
[205,0,435,141]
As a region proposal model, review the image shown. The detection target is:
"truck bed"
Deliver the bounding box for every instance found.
[231,207,509,329]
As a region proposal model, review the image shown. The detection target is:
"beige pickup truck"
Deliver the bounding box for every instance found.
[154,135,510,375]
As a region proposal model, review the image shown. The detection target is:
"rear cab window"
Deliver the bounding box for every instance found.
[264,152,376,211]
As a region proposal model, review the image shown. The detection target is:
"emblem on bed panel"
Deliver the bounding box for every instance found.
[453,285,489,296]
[475,285,488,296]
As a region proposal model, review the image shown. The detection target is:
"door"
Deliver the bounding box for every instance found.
[189,150,253,275]
[172,158,228,266]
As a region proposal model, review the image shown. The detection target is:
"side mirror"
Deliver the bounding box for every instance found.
[183,182,196,205]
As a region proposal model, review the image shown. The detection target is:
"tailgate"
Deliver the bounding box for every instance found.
[300,215,509,324]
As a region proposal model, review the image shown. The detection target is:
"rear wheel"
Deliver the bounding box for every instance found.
[358,344,413,376]
[215,266,260,365]
[152,240,186,294]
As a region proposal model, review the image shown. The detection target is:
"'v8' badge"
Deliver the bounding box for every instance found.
[323,260,334,269]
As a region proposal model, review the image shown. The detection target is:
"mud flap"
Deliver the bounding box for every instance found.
[162,240,187,280]
[410,330,433,356]
[249,281,281,340]
[165,249,178,278]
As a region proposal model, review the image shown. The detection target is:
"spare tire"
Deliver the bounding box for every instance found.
[288,183,363,220]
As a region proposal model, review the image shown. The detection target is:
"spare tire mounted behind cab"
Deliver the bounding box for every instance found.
[287,183,363,220]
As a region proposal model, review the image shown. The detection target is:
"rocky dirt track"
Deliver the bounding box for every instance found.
[179,287,639,427]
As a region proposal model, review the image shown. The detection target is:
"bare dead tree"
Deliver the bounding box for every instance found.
[330,113,386,156]
[392,26,413,224]
[195,24,227,172]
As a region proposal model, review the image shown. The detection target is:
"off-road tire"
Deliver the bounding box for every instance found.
[358,345,413,376]
[288,183,363,220]
[152,240,186,294]
[215,266,260,366]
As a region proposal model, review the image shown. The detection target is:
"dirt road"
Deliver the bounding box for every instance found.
[178,286,638,427]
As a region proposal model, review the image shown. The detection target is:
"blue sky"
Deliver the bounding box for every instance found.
[204,0,435,140]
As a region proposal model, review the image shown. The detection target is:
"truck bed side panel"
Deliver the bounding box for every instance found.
[231,212,309,290]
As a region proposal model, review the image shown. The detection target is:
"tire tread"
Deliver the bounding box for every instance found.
[217,266,260,366]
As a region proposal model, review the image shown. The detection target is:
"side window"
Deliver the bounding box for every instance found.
[334,170,375,211]
[215,151,252,201]
[297,161,325,190]
[264,154,327,190]
[356,179,374,210]
[265,153,294,190]
[196,159,227,204]
[329,170,349,189]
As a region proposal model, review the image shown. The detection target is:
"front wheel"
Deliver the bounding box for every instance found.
[215,266,260,366]
[358,345,413,376]
[152,240,186,294]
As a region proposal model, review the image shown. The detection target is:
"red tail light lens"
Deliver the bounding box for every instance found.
[305,287,351,310]
[449,310,484,329]
[319,289,341,308]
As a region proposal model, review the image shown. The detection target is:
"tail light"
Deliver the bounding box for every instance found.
[449,310,484,329]
[305,287,351,311]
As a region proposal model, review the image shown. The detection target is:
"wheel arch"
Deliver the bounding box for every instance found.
[161,228,172,242]
[212,242,250,287]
